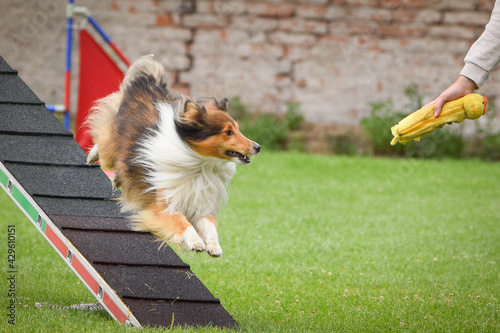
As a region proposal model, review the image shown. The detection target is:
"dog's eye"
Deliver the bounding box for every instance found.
[225,129,233,136]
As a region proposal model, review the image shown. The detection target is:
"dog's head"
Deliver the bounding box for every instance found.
[175,97,260,164]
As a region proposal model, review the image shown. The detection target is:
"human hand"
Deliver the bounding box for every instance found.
[425,76,477,117]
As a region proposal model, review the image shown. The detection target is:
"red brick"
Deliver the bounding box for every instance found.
[279,18,328,34]
[156,13,173,26]
[247,2,295,17]
[378,24,427,37]
[478,0,496,12]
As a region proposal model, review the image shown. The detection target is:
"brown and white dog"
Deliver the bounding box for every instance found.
[86,55,260,257]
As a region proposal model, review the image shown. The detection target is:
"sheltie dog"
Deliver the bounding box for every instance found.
[86,55,260,257]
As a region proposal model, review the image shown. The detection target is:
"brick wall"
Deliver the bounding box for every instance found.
[1,0,498,127]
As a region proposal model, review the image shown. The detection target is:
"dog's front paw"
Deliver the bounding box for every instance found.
[195,217,222,257]
[181,227,206,252]
[206,241,223,257]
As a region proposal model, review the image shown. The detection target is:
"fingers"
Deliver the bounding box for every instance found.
[429,76,477,118]
[433,97,446,117]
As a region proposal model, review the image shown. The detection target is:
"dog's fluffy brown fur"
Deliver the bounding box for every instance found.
[86,55,260,256]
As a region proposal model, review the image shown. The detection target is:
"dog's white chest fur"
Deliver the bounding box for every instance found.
[137,103,236,222]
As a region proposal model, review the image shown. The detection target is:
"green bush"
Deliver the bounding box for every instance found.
[404,130,465,159]
[361,85,466,159]
[228,98,305,151]
[479,132,500,161]
[284,101,304,131]
[326,134,358,156]
[475,99,500,160]
[360,98,406,156]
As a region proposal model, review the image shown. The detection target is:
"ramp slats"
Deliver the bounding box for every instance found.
[4,163,119,199]
[95,264,218,302]
[34,196,126,218]
[124,299,237,329]
[0,74,43,104]
[0,105,71,135]
[0,135,88,165]
[50,215,132,232]
[63,230,189,268]
[0,57,17,74]
[0,56,237,329]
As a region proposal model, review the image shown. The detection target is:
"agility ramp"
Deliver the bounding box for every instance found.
[0,56,237,329]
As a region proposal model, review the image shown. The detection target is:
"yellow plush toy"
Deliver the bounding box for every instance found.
[390,93,487,146]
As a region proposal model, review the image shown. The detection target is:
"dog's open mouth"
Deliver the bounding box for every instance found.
[225,150,251,164]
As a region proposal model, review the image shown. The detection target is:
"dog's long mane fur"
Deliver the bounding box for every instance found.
[133,102,236,223]
[85,55,260,255]
[87,55,236,222]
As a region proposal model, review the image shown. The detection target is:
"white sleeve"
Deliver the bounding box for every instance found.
[460,0,500,88]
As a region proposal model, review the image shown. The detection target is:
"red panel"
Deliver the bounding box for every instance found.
[45,225,68,257]
[103,291,130,324]
[71,256,99,294]
[75,29,124,152]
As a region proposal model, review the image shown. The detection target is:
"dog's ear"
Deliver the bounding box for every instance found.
[215,98,229,112]
[183,100,207,123]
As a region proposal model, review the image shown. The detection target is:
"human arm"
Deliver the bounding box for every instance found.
[431,0,500,117]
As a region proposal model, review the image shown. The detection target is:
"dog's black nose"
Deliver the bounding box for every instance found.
[253,143,261,154]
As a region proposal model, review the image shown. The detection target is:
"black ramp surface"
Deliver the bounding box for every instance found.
[0,57,17,73]
[0,104,71,134]
[125,299,237,329]
[0,135,89,165]
[63,230,189,267]
[0,55,237,328]
[35,197,126,218]
[0,74,42,104]
[4,163,119,198]
[50,215,132,231]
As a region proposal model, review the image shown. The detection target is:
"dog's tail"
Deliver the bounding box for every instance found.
[121,54,168,92]
[86,55,169,168]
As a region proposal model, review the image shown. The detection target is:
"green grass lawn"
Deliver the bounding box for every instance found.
[1,152,499,332]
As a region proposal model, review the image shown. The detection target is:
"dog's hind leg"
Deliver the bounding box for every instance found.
[87,145,99,165]
[131,209,206,252]
[195,216,222,257]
